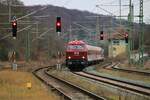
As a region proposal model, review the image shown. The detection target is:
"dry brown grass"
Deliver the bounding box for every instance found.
[0,59,58,72]
[109,52,150,70]
[0,70,59,100]
[111,53,128,63]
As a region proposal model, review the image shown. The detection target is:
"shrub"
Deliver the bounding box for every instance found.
[0,45,8,61]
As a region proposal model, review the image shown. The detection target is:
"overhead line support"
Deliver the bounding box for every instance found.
[139,0,144,67]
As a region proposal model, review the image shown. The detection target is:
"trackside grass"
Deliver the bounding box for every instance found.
[0,70,59,100]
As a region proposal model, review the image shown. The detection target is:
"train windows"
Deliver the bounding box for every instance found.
[67,45,85,50]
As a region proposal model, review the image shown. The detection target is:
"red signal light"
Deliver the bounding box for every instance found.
[57,22,61,26]
[100,31,104,40]
[13,22,17,26]
[125,32,128,37]
[12,21,17,38]
[124,32,128,43]
[100,34,104,37]
[56,16,61,32]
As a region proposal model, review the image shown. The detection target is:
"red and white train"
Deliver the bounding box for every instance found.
[66,40,104,71]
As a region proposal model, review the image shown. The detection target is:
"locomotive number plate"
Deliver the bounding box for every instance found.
[74,52,79,55]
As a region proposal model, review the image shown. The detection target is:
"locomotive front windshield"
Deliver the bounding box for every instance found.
[67,45,85,50]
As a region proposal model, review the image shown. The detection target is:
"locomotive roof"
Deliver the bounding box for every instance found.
[68,40,86,45]
[86,45,102,51]
[67,40,103,51]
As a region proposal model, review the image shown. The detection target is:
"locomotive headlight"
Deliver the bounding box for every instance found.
[82,56,85,59]
[68,56,71,59]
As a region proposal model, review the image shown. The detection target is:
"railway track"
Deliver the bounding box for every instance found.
[33,66,106,100]
[103,62,150,76]
[112,66,150,76]
[74,71,150,97]
[101,62,113,68]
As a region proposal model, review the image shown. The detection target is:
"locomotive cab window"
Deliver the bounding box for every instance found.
[67,45,85,50]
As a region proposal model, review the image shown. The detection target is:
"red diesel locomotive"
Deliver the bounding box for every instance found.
[66,40,104,70]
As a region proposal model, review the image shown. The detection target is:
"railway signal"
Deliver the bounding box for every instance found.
[12,20,17,38]
[56,16,61,32]
[100,31,104,40]
[125,32,128,43]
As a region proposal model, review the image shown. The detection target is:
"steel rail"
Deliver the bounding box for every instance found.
[45,69,106,100]
[74,71,150,96]
[112,66,150,76]
[33,66,106,100]
[33,66,73,100]
[103,62,150,75]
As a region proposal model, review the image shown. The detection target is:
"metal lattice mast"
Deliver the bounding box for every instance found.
[96,15,100,46]
[8,0,12,22]
[139,0,144,67]
[48,30,51,60]
[109,17,113,57]
[119,0,122,25]
[127,0,132,64]
[69,24,72,41]
[131,4,134,52]
[25,30,31,62]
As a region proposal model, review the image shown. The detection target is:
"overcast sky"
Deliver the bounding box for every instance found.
[20,0,150,23]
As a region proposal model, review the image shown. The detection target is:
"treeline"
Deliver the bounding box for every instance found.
[0,0,24,61]
[0,0,65,61]
[0,0,149,61]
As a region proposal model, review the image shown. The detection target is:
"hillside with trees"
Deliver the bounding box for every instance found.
[0,0,149,61]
